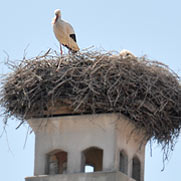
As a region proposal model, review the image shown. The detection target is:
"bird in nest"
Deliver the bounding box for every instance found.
[52,9,80,55]
[119,49,136,59]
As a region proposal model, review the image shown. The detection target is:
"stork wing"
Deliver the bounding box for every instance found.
[64,21,77,42]
[65,21,75,34]
[54,20,79,52]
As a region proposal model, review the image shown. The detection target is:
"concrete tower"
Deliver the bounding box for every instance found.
[25,113,146,181]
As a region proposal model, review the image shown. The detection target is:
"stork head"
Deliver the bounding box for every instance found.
[119,49,136,59]
[52,9,61,24]
[54,9,61,17]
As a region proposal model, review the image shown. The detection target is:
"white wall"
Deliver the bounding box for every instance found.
[28,113,146,181]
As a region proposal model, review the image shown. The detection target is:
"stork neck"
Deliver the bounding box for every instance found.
[55,14,61,23]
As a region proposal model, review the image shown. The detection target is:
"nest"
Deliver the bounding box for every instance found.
[1,49,181,155]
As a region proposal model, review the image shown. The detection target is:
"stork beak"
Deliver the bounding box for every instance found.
[55,14,59,22]
[52,14,58,24]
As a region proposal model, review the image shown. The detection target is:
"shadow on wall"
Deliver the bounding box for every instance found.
[132,156,141,181]
[120,150,128,175]
[82,147,103,172]
[46,149,68,174]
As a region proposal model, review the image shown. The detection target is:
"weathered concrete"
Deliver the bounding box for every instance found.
[28,113,146,181]
[25,171,136,181]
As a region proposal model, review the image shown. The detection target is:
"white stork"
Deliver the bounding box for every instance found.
[52,9,80,55]
[119,49,136,59]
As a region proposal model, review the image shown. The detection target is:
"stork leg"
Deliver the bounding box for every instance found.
[60,44,63,55]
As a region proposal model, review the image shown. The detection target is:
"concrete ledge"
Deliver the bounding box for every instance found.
[25,171,135,181]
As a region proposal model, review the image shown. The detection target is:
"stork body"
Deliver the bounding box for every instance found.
[52,9,80,54]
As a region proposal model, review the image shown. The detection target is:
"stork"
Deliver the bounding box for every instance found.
[119,49,136,59]
[52,9,80,55]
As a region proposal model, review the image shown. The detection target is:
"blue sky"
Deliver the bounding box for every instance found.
[0,0,181,180]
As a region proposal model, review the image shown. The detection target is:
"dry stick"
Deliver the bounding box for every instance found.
[16,121,24,129]
[23,126,30,149]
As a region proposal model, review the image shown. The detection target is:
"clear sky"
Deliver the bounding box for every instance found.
[0,0,181,180]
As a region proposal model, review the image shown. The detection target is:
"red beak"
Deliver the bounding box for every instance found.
[52,15,58,24]
[55,14,58,23]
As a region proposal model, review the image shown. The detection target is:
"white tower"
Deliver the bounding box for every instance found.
[25,113,146,181]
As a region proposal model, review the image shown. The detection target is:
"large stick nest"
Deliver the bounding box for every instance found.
[1,49,181,151]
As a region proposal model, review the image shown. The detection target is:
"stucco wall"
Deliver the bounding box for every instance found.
[29,114,116,175]
[115,117,146,181]
[28,113,146,181]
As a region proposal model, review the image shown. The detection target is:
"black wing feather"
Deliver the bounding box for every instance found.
[70,34,77,42]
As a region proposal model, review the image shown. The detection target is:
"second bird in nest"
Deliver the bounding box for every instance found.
[52,9,80,55]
